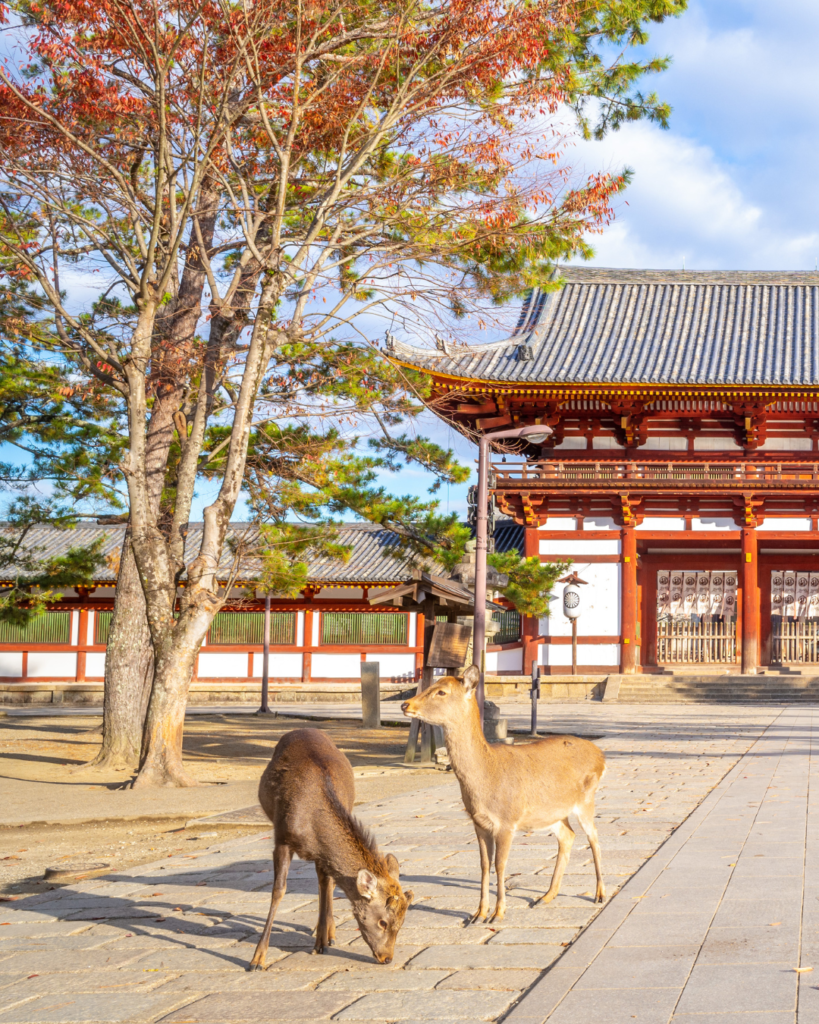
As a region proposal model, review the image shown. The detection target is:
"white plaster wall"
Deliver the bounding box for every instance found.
[311,653,362,678]
[198,652,249,678]
[496,648,523,672]
[87,612,95,645]
[407,613,417,647]
[484,650,499,672]
[636,517,685,531]
[693,518,738,531]
[592,436,623,449]
[295,611,305,647]
[0,653,23,677]
[542,564,620,637]
[693,436,738,450]
[642,437,687,451]
[28,653,77,678]
[541,518,576,530]
[364,653,416,679]
[551,437,586,450]
[253,652,303,678]
[583,517,619,530]
[759,437,812,451]
[540,539,620,555]
[758,518,811,531]
[312,613,320,645]
[541,644,619,667]
[70,611,79,646]
[86,653,106,677]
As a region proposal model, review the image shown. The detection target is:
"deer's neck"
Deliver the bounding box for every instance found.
[315,792,379,897]
[442,700,492,783]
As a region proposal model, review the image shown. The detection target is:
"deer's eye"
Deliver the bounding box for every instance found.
[436,689,447,696]
[378,920,388,930]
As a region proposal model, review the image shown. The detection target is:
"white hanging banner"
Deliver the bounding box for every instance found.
[770,571,784,618]
[810,574,819,619]
[669,572,683,617]
[783,572,797,618]
[722,573,738,619]
[696,572,711,616]
[710,573,725,616]
[682,572,697,616]
[796,572,810,619]
[656,572,670,618]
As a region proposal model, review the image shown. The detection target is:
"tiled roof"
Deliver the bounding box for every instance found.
[389,268,819,387]
[0,522,431,585]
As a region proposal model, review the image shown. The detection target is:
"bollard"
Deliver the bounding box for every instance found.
[361,662,381,728]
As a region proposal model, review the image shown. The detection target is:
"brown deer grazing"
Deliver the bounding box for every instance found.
[402,665,605,924]
[248,728,413,969]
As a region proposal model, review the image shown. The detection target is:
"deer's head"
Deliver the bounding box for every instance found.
[401,664,480,729]
[352,853,413,964]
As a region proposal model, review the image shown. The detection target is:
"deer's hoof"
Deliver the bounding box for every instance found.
[488,909,505,924]
[467,911,487,926]
[246,961,265,972]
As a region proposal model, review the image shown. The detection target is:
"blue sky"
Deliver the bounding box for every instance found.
[355,0,819,525]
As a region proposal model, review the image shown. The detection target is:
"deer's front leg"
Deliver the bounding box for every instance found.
[468,827,494,925]
[248,843,291,971]
[313,867,335,953]
[489,828,514,923]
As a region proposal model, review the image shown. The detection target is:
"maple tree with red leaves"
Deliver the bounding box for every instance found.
[0,0,686,784]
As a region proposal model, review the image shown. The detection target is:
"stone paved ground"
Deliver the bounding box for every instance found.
[0,705,789,1023]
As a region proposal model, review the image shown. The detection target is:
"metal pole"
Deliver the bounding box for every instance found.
[473,436,489,727]
[571,619,577,676]
[530,663,540,736]
[257,592,273,715]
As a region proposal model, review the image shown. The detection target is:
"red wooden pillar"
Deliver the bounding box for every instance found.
[76,608,88,682]
[741,528,759,675]
[621,526,638,674]
[302,608,313,682]
[522,526,540,675]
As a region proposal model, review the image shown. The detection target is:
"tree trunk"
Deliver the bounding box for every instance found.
[132,639,200,788]
[86,536,153,770]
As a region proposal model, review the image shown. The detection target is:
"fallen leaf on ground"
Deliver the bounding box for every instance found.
[770,922,782,927]
[796,967,813,973]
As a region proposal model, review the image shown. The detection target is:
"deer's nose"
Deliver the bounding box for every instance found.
[400,701,411,714]
[382,955,392,964]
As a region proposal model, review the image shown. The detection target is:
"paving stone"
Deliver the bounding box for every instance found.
[407,945,563,970]
[675,963,797,1014]
[572,944,700,989]
[0,925,92,940]
[269,946,425,971]
[0,950,147,973]
[698,925,800,964]
[159,991,356,1021]
[672,1014,794,1024]
[435,969,540,991]
[486,928,577,945]
[344,927,489,948]
[152,970,333,994]
[0,935,121,952]
[132,947,264,971]
[546,984,682,1024]
[607,911,714,947]
[0,971,179,1007]
[318,969,450,991]
[0,990,192,1023]
[332,990,514,1020]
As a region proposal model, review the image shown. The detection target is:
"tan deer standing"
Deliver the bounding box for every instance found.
[402,665,605,923]
[248,728,413,969]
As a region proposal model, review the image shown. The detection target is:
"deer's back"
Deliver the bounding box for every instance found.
[258,729,355,859]
[459,734,605,829]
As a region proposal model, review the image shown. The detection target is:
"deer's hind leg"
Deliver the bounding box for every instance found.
[489,827,514,924]
[467,826,494,925]
[535,818,574,906]
[248,842,292,971]
[313,867,336,954]
[576,792,606,904]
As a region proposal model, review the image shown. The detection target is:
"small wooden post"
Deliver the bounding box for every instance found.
[571,619,577,675]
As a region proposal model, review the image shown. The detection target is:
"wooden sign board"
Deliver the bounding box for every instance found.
[427,622,471,668]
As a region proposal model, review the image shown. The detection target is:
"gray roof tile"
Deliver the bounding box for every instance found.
[390,268,819,387]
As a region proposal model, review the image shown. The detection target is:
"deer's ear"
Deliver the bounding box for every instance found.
[356,868,378,901]
[385,853,400,880]
[462,664,480,698]
[404,889,414,906]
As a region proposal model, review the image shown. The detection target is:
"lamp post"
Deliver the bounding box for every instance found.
[473,423,553,723]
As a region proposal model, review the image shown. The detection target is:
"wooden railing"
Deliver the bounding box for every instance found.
[772,620,819,664]
[657,619,737,664]
[492,461,819,488]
